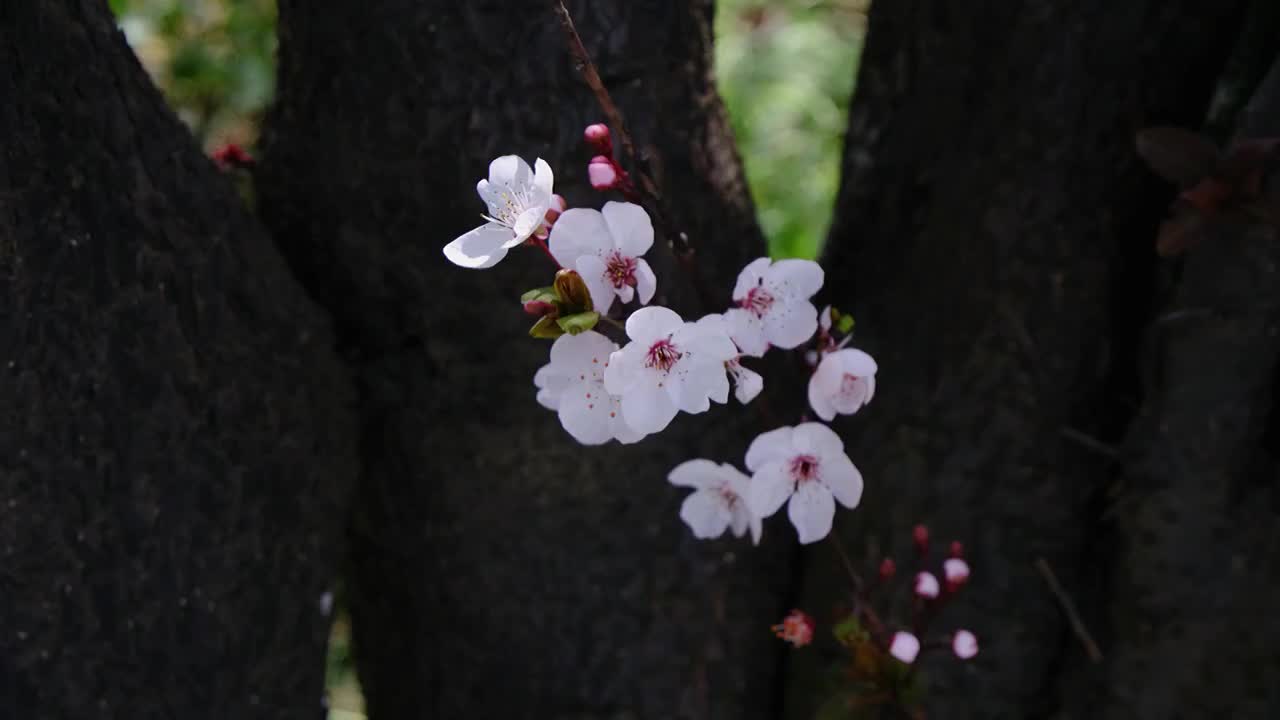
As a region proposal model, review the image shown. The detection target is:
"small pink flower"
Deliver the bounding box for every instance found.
[952,630,979,659]
[914,571,940,599]
[944,558,970,591]
[773,609,815,648]
[584,123,612,154]
[889,631,920,664]
[588,155,618,190]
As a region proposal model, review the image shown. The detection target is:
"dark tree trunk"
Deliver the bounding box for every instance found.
[791,1,1259,718]
[0,3,357,718]
[258,2,788,718]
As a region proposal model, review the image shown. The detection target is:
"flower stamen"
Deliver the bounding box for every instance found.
[644,338,682,372]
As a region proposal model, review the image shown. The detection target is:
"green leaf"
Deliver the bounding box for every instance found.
[521,286,559,305]
[556,311,600,336]
[529,316,565,339]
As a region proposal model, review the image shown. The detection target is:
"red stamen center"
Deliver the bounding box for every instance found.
[741,286,774,317]
[789,454,819,483]
[605,252,638,289]
[645,338,682,372]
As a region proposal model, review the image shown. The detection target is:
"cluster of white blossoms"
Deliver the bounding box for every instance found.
[445,155,879,545]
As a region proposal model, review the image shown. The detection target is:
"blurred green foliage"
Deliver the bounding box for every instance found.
[107,2,865,716]
[716,0,866,259]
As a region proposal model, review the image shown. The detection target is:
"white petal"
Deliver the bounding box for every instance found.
[667,358,728,413]
[724,307,768,357]
[745,426,795,471]
[549,330,616,377]
[679,490,732,540]
[762,299,819,349]
[732,257,773,301]
[819,452,863,509]
[620,373,678,434]
[792,422,845,458]
[616,283,635,304]
[834,348,879,377]
[488,155,532,187]
[603,348,633,395]
[890,632,921,664]
[748,461,795,517]
[914,572,940,599]
[533,364,570,410]
[601,201,654,257]
[558,381,614,445]
[953,630,979,659]
[787,481,836,544]
[819,305,833,331]
[548,208,610,267]
[625,306,683,346]
[609,396,647,444]
[634,258,657,305]
[443,223,512,269]
[575,255,616,315]
[668,458,726,489]
[510,207,545,245]
[533,157,555,199]
[807,353,844,421]
[675,321,738,361]
[733,364,763,404]
[725,469,763,545]
[765,258,824,299]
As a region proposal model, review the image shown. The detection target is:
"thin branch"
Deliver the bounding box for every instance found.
[1035,557,1104,663]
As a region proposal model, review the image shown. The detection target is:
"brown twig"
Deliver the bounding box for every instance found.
[1035,557,1104,663]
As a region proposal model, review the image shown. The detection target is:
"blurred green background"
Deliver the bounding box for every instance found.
[108,0,865,715]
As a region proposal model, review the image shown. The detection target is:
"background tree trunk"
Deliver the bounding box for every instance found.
[0,3,357,718]
[257,2,791,718]
[789,1,1259,718]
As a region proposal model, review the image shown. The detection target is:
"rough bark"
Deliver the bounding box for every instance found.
[0,3,358,718]
[1092,54,1280,719]
[257,2,786,718]
[791,2,1248,718]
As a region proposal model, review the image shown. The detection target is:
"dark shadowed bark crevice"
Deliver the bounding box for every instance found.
[786,2,1248,718]
[257,2,793,717]
[0,2,358,719]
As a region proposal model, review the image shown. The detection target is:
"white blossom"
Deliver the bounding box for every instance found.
[808,348,877,421]
[723,257,823,356]
[952,630,979,660]
[604,307,737,435]
[944,558,970,587]
[444,155,554,269]
[745,423,863,544]
[534,331,645,445]
[914,571,940,599]
[668,459,761,544]
[548,201,657,314]
[695,313,764,404]
[889,631,921,664]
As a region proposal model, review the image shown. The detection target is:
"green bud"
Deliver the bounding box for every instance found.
[835,313,855,334]
[556,311,600,336]
[521,286,560,305]
[529,315,565,339]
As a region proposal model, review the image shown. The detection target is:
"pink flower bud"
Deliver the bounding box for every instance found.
[888,631,920,664]
[522,299,556,316]
[772,609,815,648]
[949,540,964,558]
[588,155,618,190]
[943,558,970,590]
[878,557,896,581]
[952,629,979,659]
[914,571,940,599]
[584,123,612,153]
[912,524,929,554]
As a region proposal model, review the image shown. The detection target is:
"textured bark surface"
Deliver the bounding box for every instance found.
[0,3,357,719]
[257,2,787,718]
[789,2,1252,718]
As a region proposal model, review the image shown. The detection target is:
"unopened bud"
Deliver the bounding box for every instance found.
[553,269,594,311]
[588,155,618,190]
[949,540,964,558]
[888,631,920,664]
[912,524,929,554]
[878,557,896,581]
[952,629,979,660]
[913,571,940,599]
[943,558,970,591]
[584,123,612,153]
[523,299,557,317]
